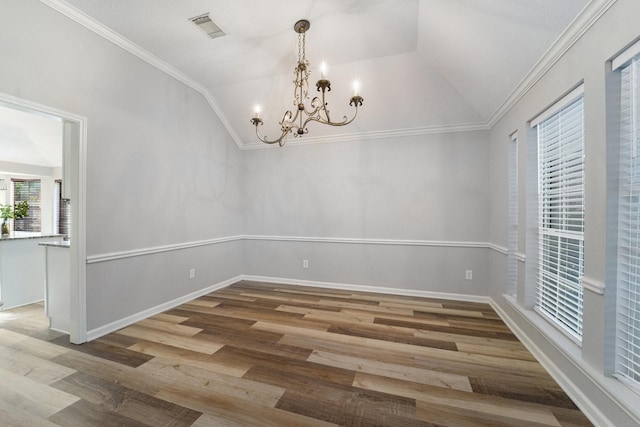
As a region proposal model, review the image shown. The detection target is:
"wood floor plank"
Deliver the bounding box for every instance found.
[381,301,487,318]
[375,316,519,341]
[0,329,69,359]
[354,372,564,426]
[51,371,202,426]
[127,340,253,377]
[149,312,190,324]
[48,399,150,427]
[456,341,538,361]
[413,328,528,350]
[183,298,221,308]
[116,324,223,354]
[202,304,333,331]
[276,304,376,324]
[51,351,165,397]
[137,357,287,408]
[244,364,420,427]
[50,334,155,368]
[214,345,356,386]
[0,398,60,427]
[136,318,204,337]
[327,324,458,351]
[0,342,76,385]
[344,308,451,327]
[415,399,561,427]
[308,349,473,391]
[155,384,338,427]
[0,366,80,418]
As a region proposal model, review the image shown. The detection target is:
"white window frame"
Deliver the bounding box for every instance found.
[612,41,640,392]
[529,85,585,343]
[507,131,519,297]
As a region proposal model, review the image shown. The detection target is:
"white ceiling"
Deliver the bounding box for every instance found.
[0,104,63,168]
[7,0,591,151]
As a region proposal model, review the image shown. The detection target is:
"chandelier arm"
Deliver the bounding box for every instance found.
[254,125,290,145]
[303,102,361,129]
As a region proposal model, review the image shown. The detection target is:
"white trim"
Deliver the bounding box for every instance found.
[516,252,526,262]
[612,38,640,71]
[244,234,491,249]
[488,243,508,255]
[86,275,241,341]
[488,0,617,128]
[242,275,491,304]
[0,92,88,344]
[497,295,639,427]
[39,0,244,150]
[86,235,503,264]
[86,235,243,264]
[530,83,585,127]
[241,123,489,150]
[580,275,606,295]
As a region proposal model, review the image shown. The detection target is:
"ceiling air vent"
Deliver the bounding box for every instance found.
[189,13,225,39]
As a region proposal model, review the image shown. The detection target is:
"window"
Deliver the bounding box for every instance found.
[614,50,640,389]
[12,179,41,232]
[532,87,585,341]
[55,180,70,240]
[507,132,519,296]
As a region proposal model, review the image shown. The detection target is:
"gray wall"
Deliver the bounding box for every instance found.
[488,0,640,424]
[0,0,244,331]
[243,132,491,296]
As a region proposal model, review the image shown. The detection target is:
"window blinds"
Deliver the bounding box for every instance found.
[507,133,519,296]
[616,55,640,388]
[54,180,71,240]
[535,95,585,340]
[12,179,41,232]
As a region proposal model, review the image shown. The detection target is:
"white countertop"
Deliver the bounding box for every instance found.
[0,232,63,241]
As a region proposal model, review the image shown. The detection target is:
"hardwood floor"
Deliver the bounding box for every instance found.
[0,280,593,426]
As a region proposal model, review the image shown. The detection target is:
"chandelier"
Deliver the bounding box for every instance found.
[250,19,364,147]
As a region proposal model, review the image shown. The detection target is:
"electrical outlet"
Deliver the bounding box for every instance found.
[465,270,473,280]
[303,259,309,269]
[189,268,196,279]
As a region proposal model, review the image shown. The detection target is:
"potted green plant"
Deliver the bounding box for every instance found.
[0,201,29,236]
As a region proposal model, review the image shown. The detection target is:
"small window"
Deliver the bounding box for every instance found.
[12,179,41,232]
[55,180,70,240]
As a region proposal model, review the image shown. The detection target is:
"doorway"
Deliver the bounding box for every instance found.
[0,93,86,343]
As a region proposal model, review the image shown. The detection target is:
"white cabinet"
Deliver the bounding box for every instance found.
[42,242,70,334]
[0,234,62,309]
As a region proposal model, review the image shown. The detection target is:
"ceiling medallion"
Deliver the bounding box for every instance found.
[250,19,363,146]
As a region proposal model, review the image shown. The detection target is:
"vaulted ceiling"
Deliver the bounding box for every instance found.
[14,0,592,151]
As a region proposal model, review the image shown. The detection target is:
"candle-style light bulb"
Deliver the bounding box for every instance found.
[320,62,328,79]
[254,105,261,119]
[352,80,360,96]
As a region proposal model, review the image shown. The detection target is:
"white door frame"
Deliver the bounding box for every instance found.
[0,93,87,343]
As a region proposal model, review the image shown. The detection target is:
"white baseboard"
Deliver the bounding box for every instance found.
[0,298,44,312]
[241,275,491,304]
[85,275,241,341]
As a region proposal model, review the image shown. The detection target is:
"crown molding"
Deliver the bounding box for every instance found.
[486,0,617,128]
[39,0,244,150]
